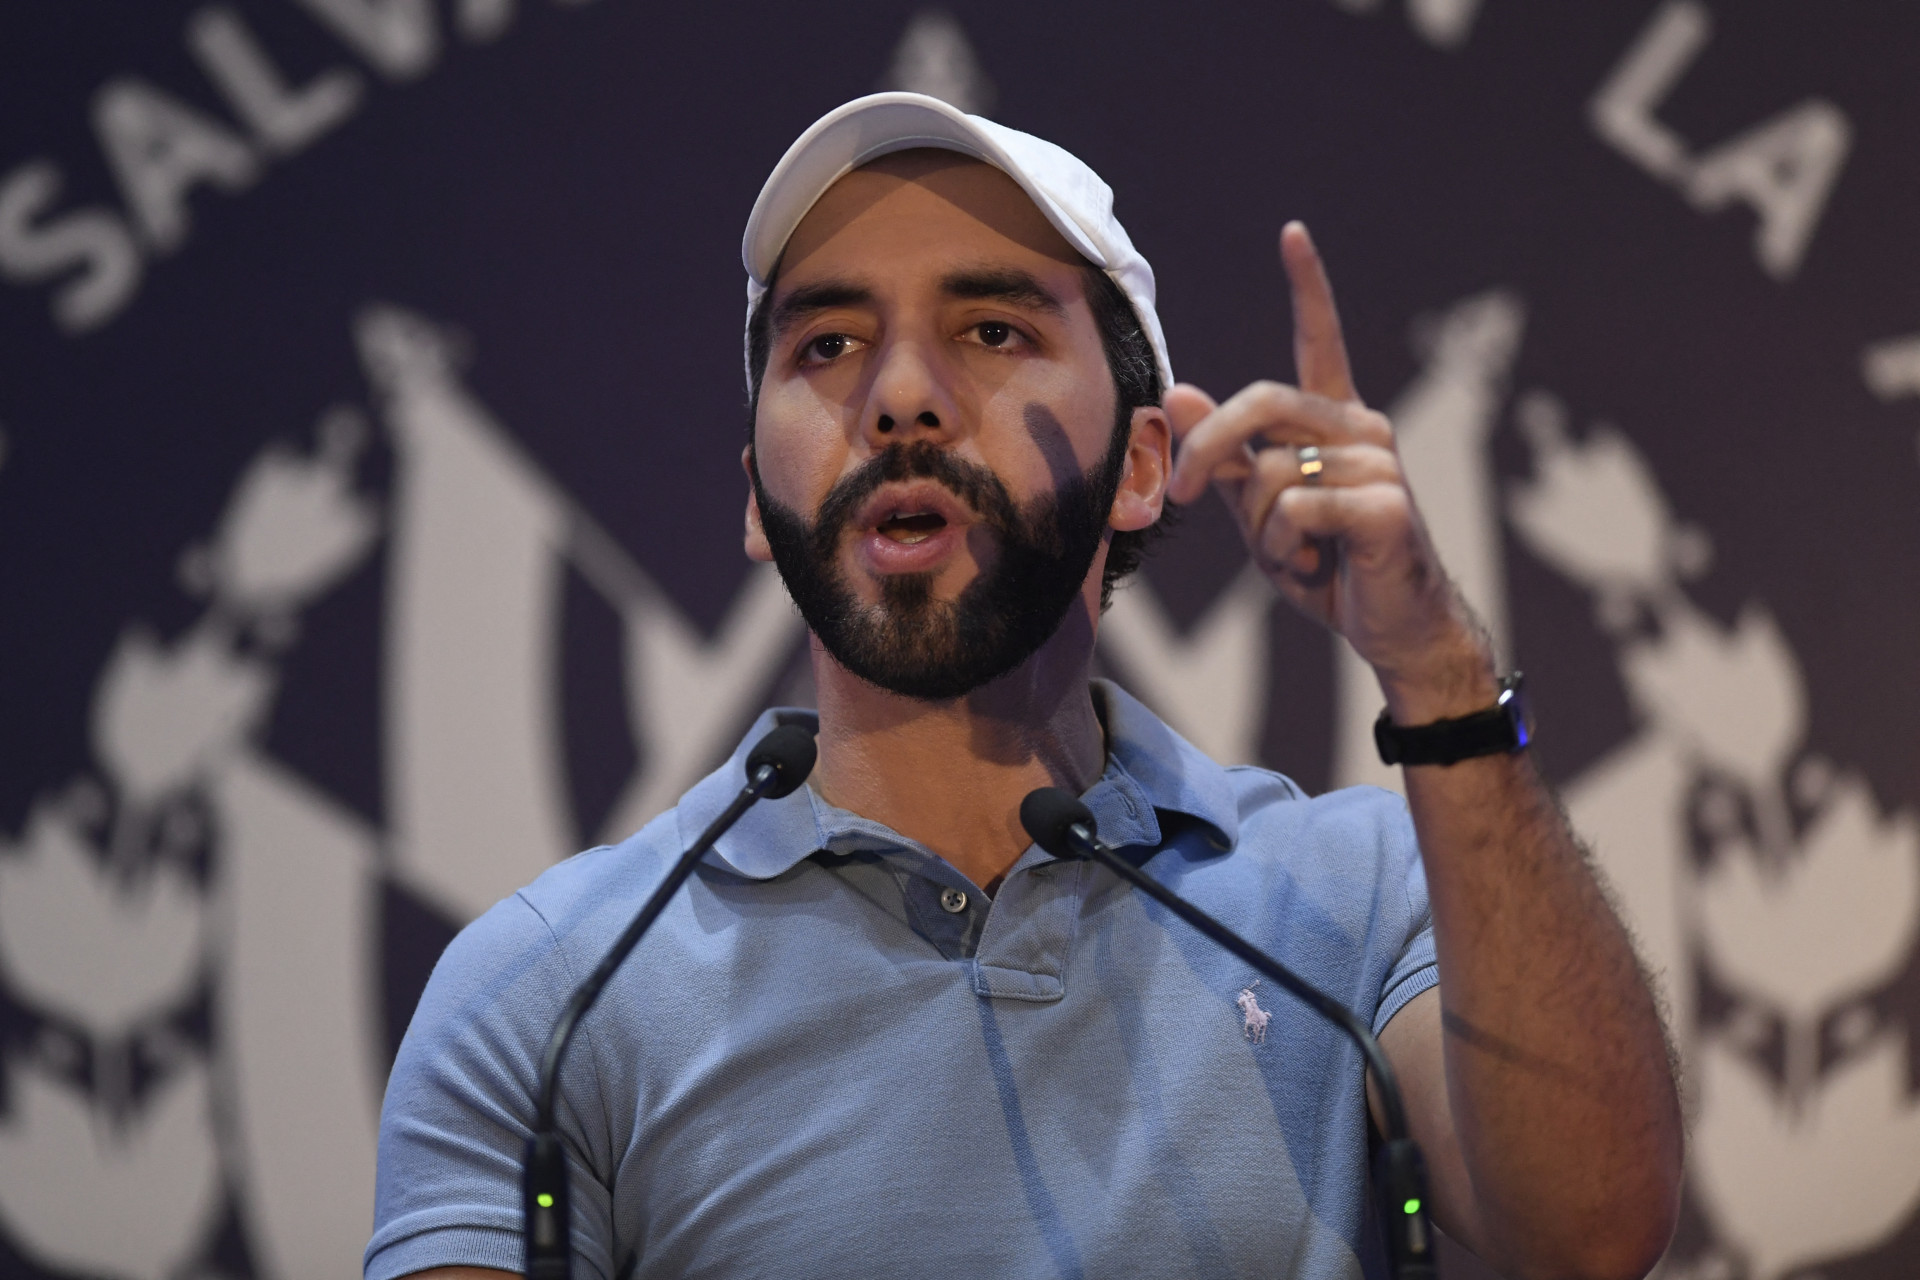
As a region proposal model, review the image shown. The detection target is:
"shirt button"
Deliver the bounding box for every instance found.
[939,887,968,914]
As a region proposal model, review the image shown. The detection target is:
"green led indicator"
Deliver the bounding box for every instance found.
[537,1193,554,1209]
[1403,1198,1421,1216]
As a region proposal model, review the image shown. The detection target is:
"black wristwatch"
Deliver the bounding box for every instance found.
[1373,673,1530,767]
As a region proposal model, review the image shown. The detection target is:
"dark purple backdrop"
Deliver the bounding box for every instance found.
[1,4,1917,1278]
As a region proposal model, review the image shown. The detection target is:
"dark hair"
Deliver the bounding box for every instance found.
[745,263,1173,607]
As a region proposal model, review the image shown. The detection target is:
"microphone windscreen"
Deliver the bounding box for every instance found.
[1019,787,1097,856]
[745,723,818,798]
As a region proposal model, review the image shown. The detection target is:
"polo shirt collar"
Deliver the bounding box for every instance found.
[1091,678,1241,851]
[673,709,827,881]
[679,679,1241,882]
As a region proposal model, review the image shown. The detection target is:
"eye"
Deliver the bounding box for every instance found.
[802,332,858,364]
[976,321,1015,348]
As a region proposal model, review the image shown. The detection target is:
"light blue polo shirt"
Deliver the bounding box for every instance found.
[366,681,1438,1280]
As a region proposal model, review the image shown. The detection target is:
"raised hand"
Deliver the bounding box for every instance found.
[1163,228,1685,1276]
[1163,222,1492,720]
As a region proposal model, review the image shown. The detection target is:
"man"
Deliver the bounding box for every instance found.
[368,94,1681,1280]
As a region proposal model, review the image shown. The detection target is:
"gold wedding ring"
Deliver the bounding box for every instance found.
[1297,445,1324,485]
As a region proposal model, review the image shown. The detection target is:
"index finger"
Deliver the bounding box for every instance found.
[1282,221,1359,404]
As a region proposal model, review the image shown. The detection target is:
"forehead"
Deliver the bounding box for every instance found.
[776,150,1087,287]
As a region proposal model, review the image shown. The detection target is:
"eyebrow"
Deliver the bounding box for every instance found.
[770,280,874,339]
[940,266,1065,316]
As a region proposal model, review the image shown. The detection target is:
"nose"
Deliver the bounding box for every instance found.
[862,336,960,448]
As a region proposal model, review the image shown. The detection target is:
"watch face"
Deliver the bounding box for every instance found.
[1499,675,1531,750]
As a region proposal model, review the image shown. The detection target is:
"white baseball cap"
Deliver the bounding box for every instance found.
[741,91,1173,393]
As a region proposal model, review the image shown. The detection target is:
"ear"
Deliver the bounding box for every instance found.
[742,445,773,562]
[1109,405,1172,533]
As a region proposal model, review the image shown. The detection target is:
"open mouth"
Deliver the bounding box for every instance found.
[852,481,971,562]
[876,511,949,544]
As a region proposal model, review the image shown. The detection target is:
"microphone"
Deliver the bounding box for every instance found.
[523,723,817,1280]
[1019,788,1438,1280]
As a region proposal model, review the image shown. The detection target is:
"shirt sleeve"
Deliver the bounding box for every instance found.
[1371,796,1440,1037]
[365,890,619,1280]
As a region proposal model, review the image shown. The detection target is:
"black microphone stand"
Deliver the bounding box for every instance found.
[522,723,817,1280]
[1019,788,1438,1280]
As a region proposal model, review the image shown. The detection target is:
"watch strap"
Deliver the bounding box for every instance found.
[1373,673,1529,767]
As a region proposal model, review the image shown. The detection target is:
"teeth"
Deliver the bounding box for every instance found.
[881,524,931,544]
[873,503,949,544]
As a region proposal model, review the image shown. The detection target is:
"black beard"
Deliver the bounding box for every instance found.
[752,427,1129,701]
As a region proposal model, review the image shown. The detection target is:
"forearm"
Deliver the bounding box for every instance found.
[1392,665,1683,1277]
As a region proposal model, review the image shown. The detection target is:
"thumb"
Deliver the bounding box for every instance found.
[1163,383,1218,443]
[1164,383,1226,504]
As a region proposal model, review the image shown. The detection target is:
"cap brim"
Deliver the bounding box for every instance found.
[742,92,1107,289]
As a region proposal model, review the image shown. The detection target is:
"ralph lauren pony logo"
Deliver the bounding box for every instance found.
[1236,982,1272,1046]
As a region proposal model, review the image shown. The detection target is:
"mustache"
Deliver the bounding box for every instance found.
[810,442,1021,554]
